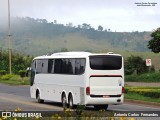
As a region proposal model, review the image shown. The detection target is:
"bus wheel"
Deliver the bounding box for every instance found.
[68,94,74,109]
[37,91,44,103]
[94,105,108,110]
[62,94,67,109]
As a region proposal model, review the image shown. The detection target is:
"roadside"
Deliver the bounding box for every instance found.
[126,82,160,107]
[124,99,160,108]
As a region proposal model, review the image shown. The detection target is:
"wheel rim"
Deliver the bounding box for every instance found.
[62,95,67,108]
[37,92,44,103]
[69,96,73,108]
[37,93,40,102]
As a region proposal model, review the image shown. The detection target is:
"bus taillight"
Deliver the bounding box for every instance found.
[86,86,90,95]
[122,86,125,93]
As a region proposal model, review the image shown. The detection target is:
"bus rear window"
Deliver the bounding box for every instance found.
[89,55,122,70]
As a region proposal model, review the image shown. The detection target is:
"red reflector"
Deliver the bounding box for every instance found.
[86,87,90,95]
[122,86,125,93]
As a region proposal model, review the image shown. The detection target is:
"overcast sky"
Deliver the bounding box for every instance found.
[0,0,159,32]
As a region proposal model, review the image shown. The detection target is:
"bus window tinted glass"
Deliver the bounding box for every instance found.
[54,58,85,74]
[48,59,54,73]
[75,59,86,74]
[30,60,36,86]
[54,59,76,74]
[41,60,48,73]
[69,59,74,74]
[54,59,62,73]
[36,60,42,73]
[89,55,122,70]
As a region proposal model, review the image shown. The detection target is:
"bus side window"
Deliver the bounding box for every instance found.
[68,59,74,74]
[41,59,48,73]
[75,59,80,74]
[31,60,36,71]
[75,59,86,74]
[30,60,36,86]
[54,59,62,73]
[48,59,54,73]
[80,59,85,74]
[36,60,42,73]
[61,59,67,74]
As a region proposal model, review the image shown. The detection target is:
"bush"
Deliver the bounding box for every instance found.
[125,87,160,98]
[0,74,30,85]
[18,70,26,78]
[1,74,13,80]
[0,70,7,75]
[125,55,149,75]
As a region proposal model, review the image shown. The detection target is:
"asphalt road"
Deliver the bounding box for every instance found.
[0,83,160,111]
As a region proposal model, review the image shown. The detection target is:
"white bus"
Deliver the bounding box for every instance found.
[30,52,124,110]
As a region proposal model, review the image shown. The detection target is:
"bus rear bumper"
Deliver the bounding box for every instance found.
[85,94,124,105]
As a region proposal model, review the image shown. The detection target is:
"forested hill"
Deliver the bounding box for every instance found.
[0,17,151,56]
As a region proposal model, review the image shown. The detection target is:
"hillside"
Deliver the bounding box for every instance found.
[0,17,152,56]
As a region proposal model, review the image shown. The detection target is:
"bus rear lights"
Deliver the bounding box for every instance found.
[86,86,90,95]
[122,86,125,93]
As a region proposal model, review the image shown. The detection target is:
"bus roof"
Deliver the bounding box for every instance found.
[33,51,122,60]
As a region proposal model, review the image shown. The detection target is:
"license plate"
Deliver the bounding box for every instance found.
[103,95,109,98]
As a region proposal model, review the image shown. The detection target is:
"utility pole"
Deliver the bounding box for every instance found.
[8,0,12,74]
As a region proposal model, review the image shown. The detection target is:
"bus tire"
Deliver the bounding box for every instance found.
[36,91,44,103]
[62,93,67,109]
[68,94,74,109]
[94,105,108,110]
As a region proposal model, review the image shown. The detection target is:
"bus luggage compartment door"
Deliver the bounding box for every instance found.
[89,76,123,96]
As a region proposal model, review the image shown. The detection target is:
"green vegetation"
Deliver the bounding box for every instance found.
[148,27,160,53]
[125,72,160,82]
[124,55,150,75]
[125,93,160,103]
[125,87,160,98]
[125,86,160,103]
[0,50,33,74]
[0,74,29,85]
[18,70,26,78]
[115,51,160,71]
[0,17,151,56]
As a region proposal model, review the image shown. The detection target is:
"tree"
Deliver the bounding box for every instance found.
[148,27,160,53]
[125,56,149,75]
[82,23,91,29]
[66,22,73,27]
[98,25,103,31]
[54,20,57,24]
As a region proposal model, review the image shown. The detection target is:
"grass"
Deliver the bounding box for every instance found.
[125,92,160,103]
